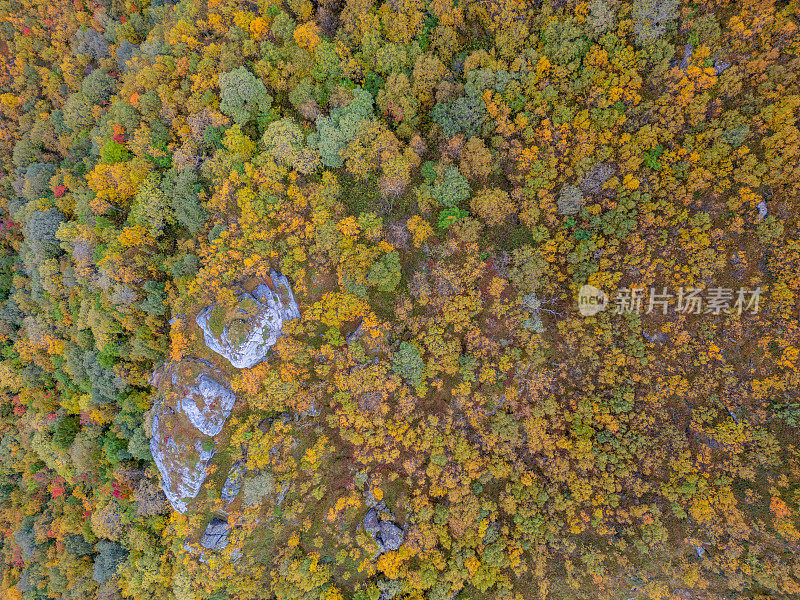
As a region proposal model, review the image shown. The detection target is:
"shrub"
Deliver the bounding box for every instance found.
[632,0,679,46]
[127,426,152,461]
[25,209,65,261]
[367,251,401,293]
[431,95,486,139]
[392,341,424,385]
[243,472,275,507]
[556,185,584,215]
[92,540,127,584]
[15,517,37,559]
[308,87,374,168]
[136,281,167,317]
[470,187,514,226]
[53,416,80,450]
[437,207,469,229]
[80,69,114,105]
[100,141,130,164]
[263,118,303,158]
[22,162,57,202]
[102,432,131,464]
[65,534,95,557]
[722,125,750,148]
[541,18,589,68]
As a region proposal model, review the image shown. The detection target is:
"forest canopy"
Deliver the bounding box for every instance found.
[0,0,798,599]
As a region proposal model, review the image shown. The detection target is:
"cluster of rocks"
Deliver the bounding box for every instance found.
[363,502,405,555]
[149,271,301,555]
[187,461,246,556]
[673,41,732,76]
[151,270,409,564]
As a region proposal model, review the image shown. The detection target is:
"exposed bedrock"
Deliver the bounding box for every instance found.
[148,359,233,513]
[195,269,300,369]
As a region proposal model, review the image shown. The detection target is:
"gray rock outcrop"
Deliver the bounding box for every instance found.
[177,374,236,437]
[150,404,216,513]
[195,270,300,369]
[221,462,243,506]
[379,521,404,551]
[148,272,303,548]
[363,504,405,554]
[364,508,380,534]
[679,43,693,70]
[200,517,230,550]
[148,359,232,513]
[714,60,731,76]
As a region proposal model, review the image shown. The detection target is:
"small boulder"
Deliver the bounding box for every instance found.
[679,43,693,70]
[200,518,229,550]
[757,200,768,221]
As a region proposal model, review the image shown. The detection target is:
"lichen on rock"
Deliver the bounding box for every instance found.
[148,359,233,513]
[200,517,230,550]
[147,271,301,529]
[363,502,405,554]
[178,374,235,437]
[150,404,216,513]
[220,462,243,506]
[195,269,300,369]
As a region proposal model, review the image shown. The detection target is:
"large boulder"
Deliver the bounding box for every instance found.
[148,359,234,512]
[195,270,300,369]
[152,358,235,436]
[178,374,235,436]
[150,409,215,513]
[380,521,404,552]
